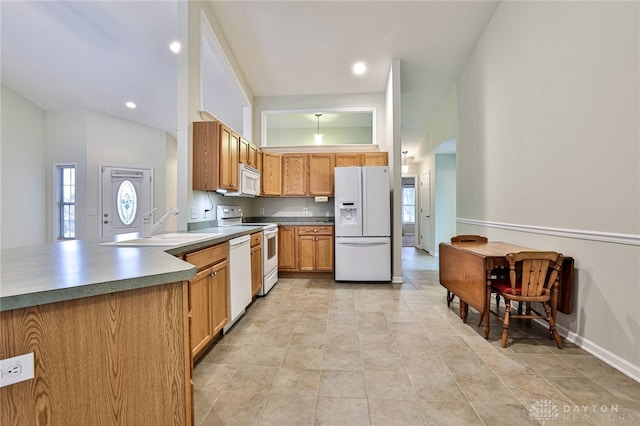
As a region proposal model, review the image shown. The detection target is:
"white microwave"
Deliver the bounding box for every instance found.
[221,164,260,197]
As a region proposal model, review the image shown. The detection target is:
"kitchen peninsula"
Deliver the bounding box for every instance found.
[0,228,260,425]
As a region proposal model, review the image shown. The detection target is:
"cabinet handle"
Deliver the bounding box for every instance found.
[313,229,318,233]
[211,272,217,277]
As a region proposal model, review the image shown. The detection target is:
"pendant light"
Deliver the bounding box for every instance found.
[314,113,323,144]
[402,150,409,173]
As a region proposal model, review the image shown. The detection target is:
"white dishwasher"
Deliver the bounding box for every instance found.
[223,234,252,333]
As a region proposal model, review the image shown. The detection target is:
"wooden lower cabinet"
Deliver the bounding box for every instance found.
[279,225,334,273]
[298,235,334,272]
[184,243,229,361]
[250,232,263,296]
[278,226,297,271]
[0,283,192,425]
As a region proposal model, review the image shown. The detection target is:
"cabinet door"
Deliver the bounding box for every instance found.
[262,152,282,196]
[297,235,316,272]
[255,148,263,173]
[189,267,213,358]
[335,152,361,167]
[315,235,334,272]
[211,259,229,335]
[192,121,220,191]
[309,153,335,196]
[364,152,388,166]
[248,144,259,168]
[251,245,263,296]
[278,226,297,270]
[239,138,250,165]
[282,154,308,196]
[219,125,239,190]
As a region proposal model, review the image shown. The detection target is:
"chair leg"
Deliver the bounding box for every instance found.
[446,291,454,307]
[543,303,563,349]
[501,300,511,348]
[525,302,532,328]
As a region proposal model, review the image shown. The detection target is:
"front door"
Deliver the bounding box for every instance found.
[101,165,152,237]
[420,171,431,252]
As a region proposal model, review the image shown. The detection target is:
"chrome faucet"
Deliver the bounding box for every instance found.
[143,207,180,237]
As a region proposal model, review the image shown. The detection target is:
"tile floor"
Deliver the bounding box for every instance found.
[193,247,640,425]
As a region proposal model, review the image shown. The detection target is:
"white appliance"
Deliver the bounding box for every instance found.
[217,205,279,296]
[221,164,260,197]
[334,166,391,281]
[224,234,252,333]
[258,225,279,295]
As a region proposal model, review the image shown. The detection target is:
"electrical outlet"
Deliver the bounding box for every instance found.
[259,208,265,215]
[190,207,198,220]
[303,208,308,215]
[202,209,207,219]
[0,353,34,387]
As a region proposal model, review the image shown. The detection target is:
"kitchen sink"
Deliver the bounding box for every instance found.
[102,232,226,247]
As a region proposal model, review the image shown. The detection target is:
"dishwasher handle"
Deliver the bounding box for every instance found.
[229,234,251,247]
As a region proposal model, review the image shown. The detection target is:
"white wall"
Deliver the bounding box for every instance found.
[434,154,456,252]
[414,85,458,255]
[387,59,402,283]
[2,98,173,245]
[1,85,47,249]
[456,1,640,379]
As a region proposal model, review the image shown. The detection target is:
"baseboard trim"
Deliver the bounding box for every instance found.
[457,218,640,246]
[553,322,640,382]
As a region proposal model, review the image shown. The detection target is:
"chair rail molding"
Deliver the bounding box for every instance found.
[456,218,640,247]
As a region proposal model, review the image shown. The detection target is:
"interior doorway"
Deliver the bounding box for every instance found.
[100,165,153,237]
[419,170,431,252]
[402,176,416,247]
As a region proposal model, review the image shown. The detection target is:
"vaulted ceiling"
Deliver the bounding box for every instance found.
[1,1,499,156]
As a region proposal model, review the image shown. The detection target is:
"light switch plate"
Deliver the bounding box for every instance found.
[190,207,198,219]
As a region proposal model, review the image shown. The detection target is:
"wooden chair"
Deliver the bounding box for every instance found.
[490,251,564,349]
[448,235,488,309]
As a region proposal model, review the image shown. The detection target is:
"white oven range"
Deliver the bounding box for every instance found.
[217,205,278,296]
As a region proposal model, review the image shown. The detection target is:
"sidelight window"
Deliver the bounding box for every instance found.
[57,164,76,239]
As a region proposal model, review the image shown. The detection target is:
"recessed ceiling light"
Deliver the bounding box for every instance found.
[169,41,182,54]
[125,101,136,109]
[352,61,367,76]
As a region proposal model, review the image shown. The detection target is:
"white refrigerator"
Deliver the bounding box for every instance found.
[334,166,391,281]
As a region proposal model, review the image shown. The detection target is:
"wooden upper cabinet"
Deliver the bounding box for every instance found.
[335,152,361,167]
[240,138,260,169]
[219,125,239,191]
[239,138,250,166]
[282,154,308,196]
[262,152,282,196]
[248,144,260,169]
[193,121,221,191]
[193,121,239,191]
[308,153,335,196]
[335,152,388,167]
[363,152,388,166]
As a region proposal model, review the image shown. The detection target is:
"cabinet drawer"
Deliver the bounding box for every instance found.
[184,243,228,270]
[297,226,334,236]
[251,232,263,247]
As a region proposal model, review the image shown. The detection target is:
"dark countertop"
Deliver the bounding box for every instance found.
[0,226,262,312]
